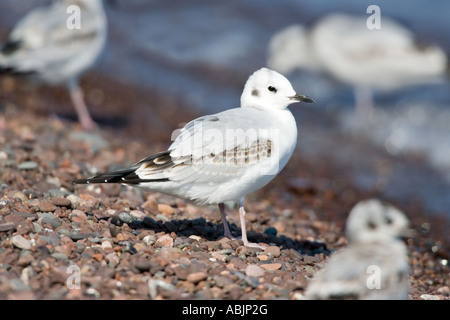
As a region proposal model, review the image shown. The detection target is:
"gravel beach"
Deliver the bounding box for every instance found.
[0,73,448,300]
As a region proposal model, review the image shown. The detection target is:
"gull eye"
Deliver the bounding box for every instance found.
[267,86,277,93]
[384,215,393,225]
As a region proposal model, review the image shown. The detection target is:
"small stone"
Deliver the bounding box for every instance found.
[0,222,16,232]
[51,253,68,260]
[129,210,146,220]
[101,241,113,250]
[143,217,158,229]
[187,272,207,284]
[17,252,35,266]
[260,263,282,271]
[135,259,152,272]
[437,286,449,295]
[13,192,28,202]
[70,210,87,223]
[189,235,202,242]
[157,204,174,215]
[257,254,269,261]
[245,265,265,277]
[38,200,57,212]
[18,161,38,170]
[264,227,277,236]
[66,195,82,208]
[155,235,174,248]
[118,212,135,224]
[11,235,31,250]
[272,221,286,233]
[265,246,280,258]
[50,198,72,208]
[142,235,156,246]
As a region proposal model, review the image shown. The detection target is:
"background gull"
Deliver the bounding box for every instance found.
[0,0,107,130]
[267,13,448,114]
[304,199,412,300]
[74,67,315,249]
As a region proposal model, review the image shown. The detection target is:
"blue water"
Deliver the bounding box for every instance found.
[1,0,449,217]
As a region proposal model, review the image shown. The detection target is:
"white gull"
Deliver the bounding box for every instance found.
[74,67,315,249]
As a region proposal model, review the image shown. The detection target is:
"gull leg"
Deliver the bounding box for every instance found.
[68,80,97,130]
[354,86,374,117]
[219,203,236,240]
[238,198,266,250]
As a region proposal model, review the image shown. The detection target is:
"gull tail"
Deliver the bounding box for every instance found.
[73,167,140,184]
[73,151,172,185]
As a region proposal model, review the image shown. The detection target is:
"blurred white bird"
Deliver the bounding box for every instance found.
[0,0,107,130]
[74,68,315,249]
[304,199,412,300]
[268,13,448,114]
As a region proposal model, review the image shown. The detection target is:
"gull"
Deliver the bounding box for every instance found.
[304,199,412,300]
[268,14,447,113]
[0,0,107,130]
[74,67,315,249]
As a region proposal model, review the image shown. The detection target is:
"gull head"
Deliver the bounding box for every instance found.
[345,199,412,245]
[241,67,314,110]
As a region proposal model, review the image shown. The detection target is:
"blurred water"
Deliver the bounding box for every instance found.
[1,0,449,216]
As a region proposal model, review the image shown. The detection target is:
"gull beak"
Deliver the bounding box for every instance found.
[290,93,315,103]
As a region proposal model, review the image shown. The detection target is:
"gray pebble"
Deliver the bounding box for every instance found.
[18,161,38,170]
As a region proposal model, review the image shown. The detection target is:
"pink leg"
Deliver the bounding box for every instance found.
[69,81,97,130]
[238,198,266,250]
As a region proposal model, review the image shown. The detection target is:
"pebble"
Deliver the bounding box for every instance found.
[264,227,277,236]
[157,204,174,215]
[245,265,265,278]
[155,214,169,222]
[70,210,87,223]
[13,192,28,202]
[18,161,38,170]
[66,195,82,208]
[38,201,57,212]
[260,263,282,271]
[142,235,156,246]
[11,235,32,250]
[118,212,135,224]
[101,241,113,250]
[0,222,16,232]
[50,198,72,208]
[129,210,146,220]
[265,246,281,258]
[135,259,152,272]
[187,272,207,284]
[155,235,174,248]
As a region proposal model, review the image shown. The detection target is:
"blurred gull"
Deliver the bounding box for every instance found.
[304,199,412,300]
[0,0,107,130]
[268,13,447,113]
[74,68,315,249]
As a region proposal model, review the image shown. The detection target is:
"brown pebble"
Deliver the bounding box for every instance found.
[0,222,16,232]
[260,263,282,271]
[157,204,174,215]
[265,246,280,257]
[187,272,207,284]
[155,235,174,248]
[51,198,72,208]
[38,201,57,212]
